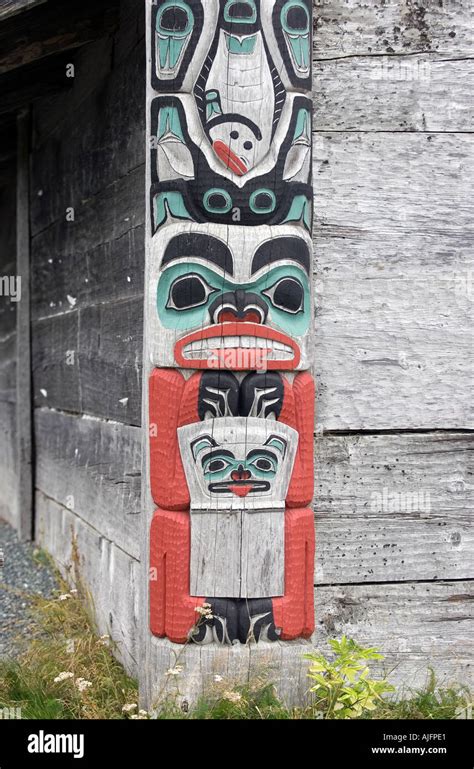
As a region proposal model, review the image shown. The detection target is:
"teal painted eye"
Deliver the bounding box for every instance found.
[224,1,257,24]
[262,277,304,314]
[249,457,276,473]
[249,189,276,215]
[157,2,193,37]
[203,457,232,474]
[166,273,216,311]
[203,189,232,214]
[282,1,309,33]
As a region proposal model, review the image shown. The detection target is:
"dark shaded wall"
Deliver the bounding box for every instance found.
[31,0,145,675]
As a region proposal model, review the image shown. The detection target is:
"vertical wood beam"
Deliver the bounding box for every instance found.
[16,109,33,540]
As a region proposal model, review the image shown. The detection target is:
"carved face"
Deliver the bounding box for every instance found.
[178,417,298,511]
[147,223,313,370]
[208,119,262,177]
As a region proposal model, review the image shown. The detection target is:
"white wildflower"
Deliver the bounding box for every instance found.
[223,691,242,703]
[122,703,138,713]
[165,666,183,677]
[53,671,74,683]
[195,604,213,618]
[58,593,71,601]
[214,675,223,683]
[75,678,93,692]
[138,709,149,717]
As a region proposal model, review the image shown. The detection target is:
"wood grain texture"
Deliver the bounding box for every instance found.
[0,147,17,528]
[30,164,144,284]
[315,582,474,689]
[313,132,473,431]
[35,491,139,676]
[30,41,144,235]
[313,0,474,59]
[315,432,473,584]
[145,637,313,709]
[0,401,18,528]
[0,153,17,406]
[32,223,144,322]
[314,55,474,132]
[0,0,47,22]
[32,297,142,424]
[0,50,73,119]
[16,112,33,540]
[316,432,473,520]
[0,0,117,76]
[0,332,16,404]
[34,408,141,559]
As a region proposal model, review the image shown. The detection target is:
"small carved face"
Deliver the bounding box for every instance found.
[194,433,285,496]
[178,417,298,510]
[208,120,261,176]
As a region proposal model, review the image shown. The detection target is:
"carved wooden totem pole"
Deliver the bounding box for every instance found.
[146,0,314,647]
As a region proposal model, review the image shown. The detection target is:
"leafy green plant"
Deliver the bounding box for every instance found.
[304,636,395,719]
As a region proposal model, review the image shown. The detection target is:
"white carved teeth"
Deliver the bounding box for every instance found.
[223,336,239,348]
[182,337,293,360]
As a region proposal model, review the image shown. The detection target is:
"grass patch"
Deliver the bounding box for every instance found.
[0,568,470,721]
[0,576,138,719]
[154,676,471,721]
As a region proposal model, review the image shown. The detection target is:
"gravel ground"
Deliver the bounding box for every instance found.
[0,518,58,660]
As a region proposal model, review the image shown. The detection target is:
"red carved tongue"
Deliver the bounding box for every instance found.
[229,484,253,497]
[212,140,248,176]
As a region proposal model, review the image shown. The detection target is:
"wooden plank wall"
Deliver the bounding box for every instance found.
[311,0,473,689]
[16,111,33,540]
[32,0,144,676]
[29,0,473,691]
[0,127,18,529]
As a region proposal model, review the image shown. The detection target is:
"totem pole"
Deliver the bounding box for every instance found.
[146,0,314,646]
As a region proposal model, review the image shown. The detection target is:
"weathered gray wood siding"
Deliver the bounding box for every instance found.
[26,0,473,691]
[32,0,144,675]
[0,134,17,528]
[311,0,473,689]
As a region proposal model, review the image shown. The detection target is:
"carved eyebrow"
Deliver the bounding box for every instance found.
[201,449,235,467]
[190,434,217,461]
[246,448,278,463]
[264,435,288,457]
[162,234,234,276]
[207,114,262,141]
[251,237,310,275]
